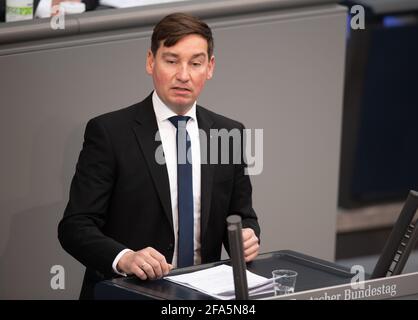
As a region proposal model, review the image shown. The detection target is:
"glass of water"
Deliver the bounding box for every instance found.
[272,269,298,296]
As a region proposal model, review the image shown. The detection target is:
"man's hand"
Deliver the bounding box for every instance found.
[117,247,173,280]
[242,228,259,262]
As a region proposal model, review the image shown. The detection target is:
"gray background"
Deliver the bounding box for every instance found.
[0,3,346,298]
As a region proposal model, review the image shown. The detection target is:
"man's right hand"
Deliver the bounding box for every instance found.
[117,247,173,280]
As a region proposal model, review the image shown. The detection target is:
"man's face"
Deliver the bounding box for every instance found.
[146,34,215,113]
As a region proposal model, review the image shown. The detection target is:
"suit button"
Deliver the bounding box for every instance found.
[168,243,174,250]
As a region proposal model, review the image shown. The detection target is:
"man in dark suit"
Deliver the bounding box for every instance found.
[58,12,260,300]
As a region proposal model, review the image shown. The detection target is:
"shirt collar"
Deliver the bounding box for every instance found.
[152,91,197,123]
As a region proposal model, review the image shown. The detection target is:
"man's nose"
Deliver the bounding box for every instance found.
[176,64,190,82]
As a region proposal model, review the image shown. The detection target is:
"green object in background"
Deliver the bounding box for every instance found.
[6,0,33,22]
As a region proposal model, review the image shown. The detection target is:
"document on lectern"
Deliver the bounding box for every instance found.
[164,264,274,299]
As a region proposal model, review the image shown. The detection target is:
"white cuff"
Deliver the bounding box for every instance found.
[112,249,133,276]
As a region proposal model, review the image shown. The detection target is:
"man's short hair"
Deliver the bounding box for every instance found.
[151,12,214,59]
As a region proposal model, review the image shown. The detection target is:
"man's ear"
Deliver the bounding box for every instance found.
[146,50,154,75]
[207,55,215,80]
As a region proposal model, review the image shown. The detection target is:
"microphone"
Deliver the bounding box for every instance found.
[371,190,418,278]
[227,215,249,300]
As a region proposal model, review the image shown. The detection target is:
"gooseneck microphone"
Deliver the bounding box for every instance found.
[372,190,418,279]
[227,215,249,300]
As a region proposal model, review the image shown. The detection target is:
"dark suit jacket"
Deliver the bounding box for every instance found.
[58,93,260,299]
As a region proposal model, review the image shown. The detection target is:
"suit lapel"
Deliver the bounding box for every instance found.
[132,95,173,231]
[197,106,215,240]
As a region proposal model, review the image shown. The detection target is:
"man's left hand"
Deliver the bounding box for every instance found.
[242,228,259,262]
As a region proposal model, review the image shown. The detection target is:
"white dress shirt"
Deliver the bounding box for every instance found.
[112,91,201,274]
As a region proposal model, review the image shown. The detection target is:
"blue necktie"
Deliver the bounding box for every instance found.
[168,115,194,268]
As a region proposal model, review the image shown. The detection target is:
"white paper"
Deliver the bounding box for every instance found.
[164,264,274,300]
